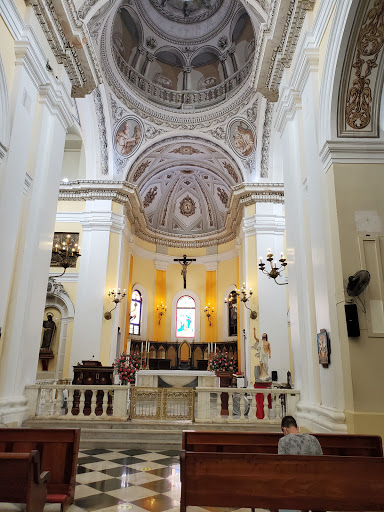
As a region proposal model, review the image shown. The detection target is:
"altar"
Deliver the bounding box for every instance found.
[135,370,218,388]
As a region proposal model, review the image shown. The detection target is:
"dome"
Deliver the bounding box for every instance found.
[110,0,257,111]
[127,138,243,245]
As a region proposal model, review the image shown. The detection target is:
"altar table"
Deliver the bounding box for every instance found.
[136,370,218,388]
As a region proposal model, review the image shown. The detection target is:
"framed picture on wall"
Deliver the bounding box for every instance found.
[317,329,330,367]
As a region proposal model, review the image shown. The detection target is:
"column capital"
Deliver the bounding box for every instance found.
[146,52,156,62]
[204,262,218,271]
[219,53,228,62]
[183,66,193,73]
[81,211,125,233]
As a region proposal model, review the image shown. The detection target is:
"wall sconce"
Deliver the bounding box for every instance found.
[157,302,167,324]
[204,303,215,326]
[225,284,257,319]
[259,249,288,285]
[104,288,126,320]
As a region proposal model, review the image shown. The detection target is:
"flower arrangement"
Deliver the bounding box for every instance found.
[208,352,238,373]
[113,352,143,384]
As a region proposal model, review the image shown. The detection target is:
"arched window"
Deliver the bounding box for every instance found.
[228,290,237,337]
[176,295,195,338]
[129,290,142,335]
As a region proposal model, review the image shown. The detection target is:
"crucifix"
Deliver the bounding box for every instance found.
[174,254,196,289]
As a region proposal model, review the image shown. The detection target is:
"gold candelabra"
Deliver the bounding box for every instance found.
[225,283,257,319]
[259,249,288,285]
[52,234,81,277]
[156,302,167,324]
[204,303,215,326]
[104,288,127,320]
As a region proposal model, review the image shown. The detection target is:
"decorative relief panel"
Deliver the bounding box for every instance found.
[114,117,143,157]
[339,0,384,137]
[227,119,256,159]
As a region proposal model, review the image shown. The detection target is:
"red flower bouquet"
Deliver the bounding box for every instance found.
[113,352,143,384]
[208,352,238,373]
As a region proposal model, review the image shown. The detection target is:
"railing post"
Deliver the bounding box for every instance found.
[216,391,222,421]
[90,388,97,418]
[228,390,234,420]
[263,391,269,421]
[196,388,211,422]
[239,391,246,420]
[113,386,129,419]
[78,390,86,418]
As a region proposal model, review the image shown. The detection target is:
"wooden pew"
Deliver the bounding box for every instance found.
[182,430,383,456]
[0,428,80,512]
[0,450,50,512]
[180,451,384,511]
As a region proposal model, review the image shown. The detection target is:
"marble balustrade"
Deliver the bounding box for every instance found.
[25,384,300,423]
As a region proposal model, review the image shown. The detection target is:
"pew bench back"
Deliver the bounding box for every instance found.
[181,451,384,511]
[182,430,383,456]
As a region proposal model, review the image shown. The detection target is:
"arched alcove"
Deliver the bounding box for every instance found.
[223,284,238,341]
[129,283,149,340]
[36,279,75,382]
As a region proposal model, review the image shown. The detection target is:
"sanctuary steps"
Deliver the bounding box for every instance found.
[22,419,278,450]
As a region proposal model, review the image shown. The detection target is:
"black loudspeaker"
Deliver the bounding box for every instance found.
[271,370,278,381]
[344,303,360,338]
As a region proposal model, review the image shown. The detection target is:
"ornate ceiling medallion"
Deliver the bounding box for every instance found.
[172,146,202,155]
[180,196,196,217]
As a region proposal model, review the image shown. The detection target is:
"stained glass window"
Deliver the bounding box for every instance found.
[176,295,195,338]
[129,290,142,335]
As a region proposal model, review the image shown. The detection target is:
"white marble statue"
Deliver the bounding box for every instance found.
[253,327,271,380]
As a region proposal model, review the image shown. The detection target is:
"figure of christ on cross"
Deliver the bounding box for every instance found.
[174,254,196,289]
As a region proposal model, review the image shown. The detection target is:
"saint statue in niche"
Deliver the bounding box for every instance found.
[41,313,56,351]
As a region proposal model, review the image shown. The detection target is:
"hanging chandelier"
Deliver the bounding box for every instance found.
[52,234,81,277]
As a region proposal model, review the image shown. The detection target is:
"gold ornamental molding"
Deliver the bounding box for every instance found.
[339,0,384,137]
[26,0,102,97]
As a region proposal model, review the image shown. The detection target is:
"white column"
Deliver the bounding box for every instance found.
[255,203,290,382]
[0,43,40,332]
[0,83,71,425]
[69,201,116,374]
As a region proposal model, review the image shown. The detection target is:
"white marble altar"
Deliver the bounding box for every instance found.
[135,370,218,388]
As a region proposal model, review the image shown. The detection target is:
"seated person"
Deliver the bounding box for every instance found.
[278,415,323,455]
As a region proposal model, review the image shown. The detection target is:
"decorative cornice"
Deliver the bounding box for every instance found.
[49,272,79,282]
[25,0,102,97]
[57,179,284,248]
[320,140,384,170]
[252,0,315,100]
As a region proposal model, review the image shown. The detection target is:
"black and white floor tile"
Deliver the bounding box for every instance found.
[0,448,262,512]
